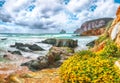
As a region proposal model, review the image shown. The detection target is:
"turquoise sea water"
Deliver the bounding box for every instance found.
[0,33,98,58]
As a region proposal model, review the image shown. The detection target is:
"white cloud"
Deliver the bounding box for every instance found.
[66,0,90,13]
[0,0,119,33]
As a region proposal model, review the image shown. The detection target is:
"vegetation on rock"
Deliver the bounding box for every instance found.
[60,47,120,82]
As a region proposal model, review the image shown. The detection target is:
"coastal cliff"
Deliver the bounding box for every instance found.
[74,18,113,36]
[60,6,120,83]
[108,6,120,46]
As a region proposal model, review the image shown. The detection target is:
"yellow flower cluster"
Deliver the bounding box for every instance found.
[60,50,120,83]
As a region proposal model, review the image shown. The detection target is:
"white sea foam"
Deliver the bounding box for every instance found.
[0,33,98,58]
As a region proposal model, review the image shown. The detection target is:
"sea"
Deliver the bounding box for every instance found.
[0,33,98,59]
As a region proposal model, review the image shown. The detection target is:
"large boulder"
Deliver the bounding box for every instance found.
[21,56,48,71]
[10,43,44,51]
[8,50,22,55]
[21,46,74,70]
[60,29,66,34]
[86,40,95,47]
[41,38,56,45]
[16,46,31,52]
[28,44,44,51]
[55,39,78,48]
[42,38,78,48]
[11,51,22,55]
[15,43,25,47]
[46,46,74,66]
[1,38,7,40]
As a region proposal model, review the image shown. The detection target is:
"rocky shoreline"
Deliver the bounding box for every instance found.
[0,38,78,82]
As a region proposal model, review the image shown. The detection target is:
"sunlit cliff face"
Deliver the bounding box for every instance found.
[108,6,120,47]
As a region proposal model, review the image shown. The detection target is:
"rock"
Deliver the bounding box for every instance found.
[41,38,56,45]
[6,68,61,83]
[1,38,7,40]
[42,39,78,48]
[3,53,22,60]
[28,44,44,51]
[15,43,25,47]
[115,30,120,47]
[8,50,22,55]
[115,60,120,69]
[10,43,44,51]
[10,45,16,47]
[113,6,120,26]
[110,22,120,40]
[21,46,74,70]
[46,46,74,65]
[60,29,66,34]
[21,56,48,70]
[107,6,120,47]
[16,46,31,52]
[55,39,78,48]
[12,51,22,55]
[86,40,95,47]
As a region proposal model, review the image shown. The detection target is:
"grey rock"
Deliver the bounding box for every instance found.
[28,44,44,51]
[42,38,78,48]
[8,50,22,55]
[21,56,48,70]
[41,38,56,45]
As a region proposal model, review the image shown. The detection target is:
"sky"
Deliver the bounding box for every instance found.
[0,0,119,33]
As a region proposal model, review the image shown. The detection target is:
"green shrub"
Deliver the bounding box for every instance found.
[60,51,120,83]
[99,40,120,57]
[96,33,108,44]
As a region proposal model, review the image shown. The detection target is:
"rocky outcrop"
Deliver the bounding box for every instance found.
[10,43,44,51]
[108,6,120,47]
[74,18,113,36]
[60,29,66,34]
[5,68,61,83]
[86,40,95,47]
[90,6,120,52]
[8,50,22,55]
[3,53,25,60]
[28,44,44,51]
[42,38,78,48]
[0,38,7,40]
[21,56,48,71]
[46,46,74,66]
[21,46,74,70]
[41,38,56,45]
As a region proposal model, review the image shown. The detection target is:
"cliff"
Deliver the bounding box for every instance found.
[108,6,120,47]
[91,6,120,52]
[60,6,120,83]
[74,18,113,36]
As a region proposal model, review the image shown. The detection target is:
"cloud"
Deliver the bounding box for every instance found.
[0,0,119,33]
[66,0,90,13]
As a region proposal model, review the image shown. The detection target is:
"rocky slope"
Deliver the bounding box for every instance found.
[108,6,120,46]
[90,6,120,52]
[59,6,120,83]
[74,18,113,36]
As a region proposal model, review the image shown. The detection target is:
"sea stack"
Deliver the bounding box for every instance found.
[60,29,66,34]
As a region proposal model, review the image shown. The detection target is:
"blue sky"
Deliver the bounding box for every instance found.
[0,0,119,33]
[114,0,120,3]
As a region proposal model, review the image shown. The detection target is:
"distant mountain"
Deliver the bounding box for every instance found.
[60,29,66,34]
[74,18,113,36]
